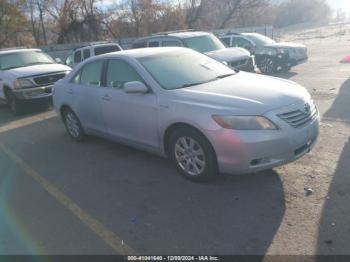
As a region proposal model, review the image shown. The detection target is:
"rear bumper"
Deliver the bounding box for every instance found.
[12,85,53,100]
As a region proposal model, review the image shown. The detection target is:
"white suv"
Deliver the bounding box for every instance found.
[0,48,71,114]
[65,43,123,68]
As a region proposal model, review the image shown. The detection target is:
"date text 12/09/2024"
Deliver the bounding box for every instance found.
[127,256,219,261]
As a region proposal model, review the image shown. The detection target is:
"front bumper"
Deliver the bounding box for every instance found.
[205,108,320,175]
[12,85,53,100]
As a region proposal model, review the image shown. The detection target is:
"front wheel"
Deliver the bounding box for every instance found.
[63,109,85,141]
[6,91,22,115]
[258,57,276,75]
[169,128,218,182]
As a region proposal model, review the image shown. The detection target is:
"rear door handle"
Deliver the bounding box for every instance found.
[102,94,111,101]
[67,88,73,94]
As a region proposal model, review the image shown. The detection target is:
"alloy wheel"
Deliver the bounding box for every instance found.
[65,112,80,138]
[174,136,206,176]
[260,57,274,74]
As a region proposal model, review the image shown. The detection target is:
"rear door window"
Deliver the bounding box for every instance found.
[79,60,104,86]
[94,45,121,56]
[74,50,82,63]
[148,41,160,47]
[133,42,147,49]
[83,49,91,60]
[162,41,182,47]
[232,37,253,49]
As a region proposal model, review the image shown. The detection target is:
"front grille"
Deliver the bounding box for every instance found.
[33,73,66,86]
[230,59,248,68]
[278,101,317,128]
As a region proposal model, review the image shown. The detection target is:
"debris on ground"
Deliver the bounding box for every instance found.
[304,187,314,196]
[325,240,333,245]
[320,123,334,128]
[341,55,350,63]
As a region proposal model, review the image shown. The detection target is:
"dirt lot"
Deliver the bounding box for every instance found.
[0,29,349,256]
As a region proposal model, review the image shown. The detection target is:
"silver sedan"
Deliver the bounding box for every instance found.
[53,47,319,182]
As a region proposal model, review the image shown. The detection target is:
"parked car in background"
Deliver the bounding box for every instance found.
[53,47,319,182]
[65,42,123,67]
[220,33,308,74]
[132,31,255,72]
[0,48,71,114]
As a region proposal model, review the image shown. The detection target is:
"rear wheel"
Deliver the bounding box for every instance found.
[168,127,218,182]
[6,90,22,115]
[258,57,276,75]
[63,109,85,141]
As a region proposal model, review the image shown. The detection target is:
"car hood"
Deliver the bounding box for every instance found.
[7,64,71,78]
[171,72,311,115]
[265,42,306,49]
[205,48,250,62]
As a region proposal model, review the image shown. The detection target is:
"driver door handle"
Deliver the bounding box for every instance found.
[102,94,111,101]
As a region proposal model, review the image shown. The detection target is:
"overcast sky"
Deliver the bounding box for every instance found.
[327,0,350,12]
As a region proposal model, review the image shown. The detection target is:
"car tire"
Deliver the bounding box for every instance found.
[6,90,22,115]
[168,127,218,182]
[63,109,85,142]
[258,57,276,75]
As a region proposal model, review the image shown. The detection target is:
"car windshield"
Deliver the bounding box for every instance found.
[245,34,275,46]
[138,50,235,90]
[0,50,55,70]
[183,34,225,53]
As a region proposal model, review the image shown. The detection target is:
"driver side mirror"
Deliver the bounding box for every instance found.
[124,81,148,94]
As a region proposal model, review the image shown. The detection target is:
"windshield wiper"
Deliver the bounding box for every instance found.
[26,62,54,66]
[179,82,205,88]
[176,73,236,89]
[216,73,235,79]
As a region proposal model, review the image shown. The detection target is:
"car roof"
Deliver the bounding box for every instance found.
[134,31,211,43]
[91,47,189,60]
[166,31,210,38]
[241,33,261,37]
[75,43,121,51]
[0,48,42,56]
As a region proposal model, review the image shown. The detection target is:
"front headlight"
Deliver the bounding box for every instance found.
[212,115,278,130]
[13,79,35,89]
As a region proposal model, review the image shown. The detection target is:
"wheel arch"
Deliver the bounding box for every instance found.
[3,85,12,99]
[163,122,218,164]
[59,104,73,119]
